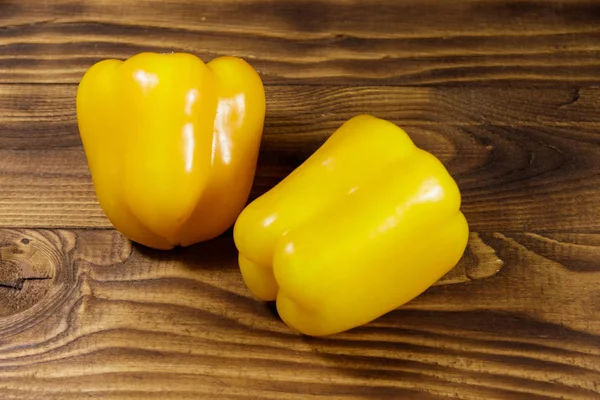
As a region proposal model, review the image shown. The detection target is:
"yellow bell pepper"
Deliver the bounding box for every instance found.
[76,52,266,249]
[233,115,469,336]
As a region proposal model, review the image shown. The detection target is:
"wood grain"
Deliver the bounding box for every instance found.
[0,228,599,400]
[1,0,600,85]
[0,84,599,231]
[2,0,600,398]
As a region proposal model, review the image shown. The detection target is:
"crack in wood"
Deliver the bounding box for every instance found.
[0,276,52,291]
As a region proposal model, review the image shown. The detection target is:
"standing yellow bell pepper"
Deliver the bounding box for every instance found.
[76,52,265,249]
[234,115,469,336]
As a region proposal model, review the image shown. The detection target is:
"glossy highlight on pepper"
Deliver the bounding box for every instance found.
[76,52,265,249]
[233,115,469,336]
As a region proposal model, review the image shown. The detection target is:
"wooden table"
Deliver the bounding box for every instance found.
[1,1,599,398]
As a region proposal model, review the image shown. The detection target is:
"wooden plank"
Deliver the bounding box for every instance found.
[1,84,599,231]
[1,0,600,84]
[0,228,598,399]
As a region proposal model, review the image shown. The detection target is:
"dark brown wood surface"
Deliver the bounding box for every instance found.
[1,1,600,399]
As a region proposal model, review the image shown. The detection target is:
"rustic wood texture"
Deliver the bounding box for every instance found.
[1,229,599,400]
[1,84,600,231]
[1,0,600,399]
[1,0,600,85]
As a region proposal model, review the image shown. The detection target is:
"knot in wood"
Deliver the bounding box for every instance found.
[0,229,69,318]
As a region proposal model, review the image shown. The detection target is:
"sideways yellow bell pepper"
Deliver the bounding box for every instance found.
[233,115,469,336]
[76,52,265,249]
